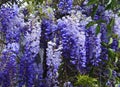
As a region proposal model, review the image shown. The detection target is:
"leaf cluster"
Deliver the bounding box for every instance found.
[75,74,98,87]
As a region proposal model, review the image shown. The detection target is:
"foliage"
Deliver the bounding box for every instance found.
[75,74,98,87]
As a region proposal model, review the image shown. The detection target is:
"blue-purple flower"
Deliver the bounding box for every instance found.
[46,41,62,87]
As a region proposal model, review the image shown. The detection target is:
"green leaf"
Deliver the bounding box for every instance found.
[91,5,98,18]
[107,0,112,6]
[106,3,112,10]
[108,68,113,79]
[96,25,100,36]
[39,8,43,14]
[118,40,120,48]
[115,56,118,63]
[96,19,106,24]
[101,42,108,47]
[109,18,115,27]
[108,48,115,58]
[86,21,96,29]
[106,0,117,10]
[39,0,44,3]
[112,34,118,39]
[107,18,115,36]
[75,74,98,87]
[47,0,52,4]
[115,84,120,87]
[108,38,113,45]
[87,0,98,5]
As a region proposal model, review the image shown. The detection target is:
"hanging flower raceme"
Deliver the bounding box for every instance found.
[18,15,41,87]
[100,10,116,58]
[57,11,87,70]
[112,14,120,51]
[46,41,62,87]
[0,4,25,86]
[0,5,24,43]
[85,19,102,66]
[0,48,18,87]
[41,19,56,41]
[40,6,56,41]
[80,4,106,64]
[80,4,106,65]
[73,10,101,67]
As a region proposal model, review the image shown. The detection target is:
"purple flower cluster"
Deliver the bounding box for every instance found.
[46,41,62,87]
[41,19,57,42]
[0,5,23,86]
[58,0,73,14]
[0,1,120,87]
[19,16,41,87]
[0,5,42,86]
[114,16,120,35]
[57,11,87,69]
[0,5,24,43]
[85,23,101,66]
[56,10,102,70]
